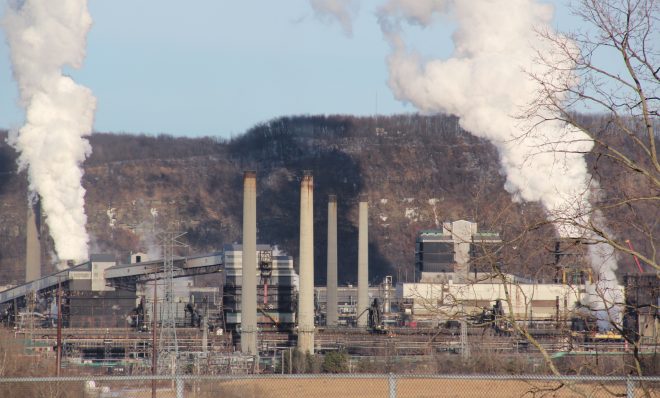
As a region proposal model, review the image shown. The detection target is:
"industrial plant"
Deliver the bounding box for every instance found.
[0,171,657,376]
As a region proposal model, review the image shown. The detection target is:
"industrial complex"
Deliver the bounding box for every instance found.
[0,171,658,375]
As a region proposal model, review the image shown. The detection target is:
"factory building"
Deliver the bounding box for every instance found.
[398,274,585,327]
[316,283,394,326]
[1,254,137,329]
[406,225,627,329]
[415,220,502,283]
[1,252,227,329]
[623,273,659,344]
[551,239,593,284]
[1,187,649,373]
[222,244,298,330]
[135,279,222,330]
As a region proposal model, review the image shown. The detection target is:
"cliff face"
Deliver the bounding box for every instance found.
[0,114,647,286]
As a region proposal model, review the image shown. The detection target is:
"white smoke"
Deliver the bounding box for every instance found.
[2,0,96,262]
[584,242,623,329]
[378,0,594,236]
[309,0,359,36]
[377,0,620,326]
[142,228,163,262]
[584,211,623,329]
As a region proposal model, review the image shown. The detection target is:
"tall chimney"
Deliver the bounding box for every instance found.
[25,197,41,282]
[241,171,257,355]
[357,195,369,327]
[297,171,315,353]
[326,195,338,327]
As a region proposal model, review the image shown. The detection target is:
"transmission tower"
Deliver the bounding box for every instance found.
[157,231,187,375]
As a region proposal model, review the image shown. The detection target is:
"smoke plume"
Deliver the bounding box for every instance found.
[584,211,623,328]
[3,0,96,262]
[378,0,620,325]
[309,0,359,36]
[378,0,594,236]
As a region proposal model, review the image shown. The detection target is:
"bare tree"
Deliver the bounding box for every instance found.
[521,1,659,381]
[528,0,659,272]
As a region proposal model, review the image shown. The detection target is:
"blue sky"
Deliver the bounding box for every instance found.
[0,0,579,138]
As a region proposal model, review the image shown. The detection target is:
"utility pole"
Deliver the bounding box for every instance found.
[56,279,62,376]
[460,303,469,360]
[202,299,208,354]
[151,275,157,398]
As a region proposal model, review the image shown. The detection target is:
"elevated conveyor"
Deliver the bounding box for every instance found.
[0,252,224,307]
[102,252,224,291]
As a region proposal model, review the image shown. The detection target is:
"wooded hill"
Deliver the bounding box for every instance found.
[0,114,651,285]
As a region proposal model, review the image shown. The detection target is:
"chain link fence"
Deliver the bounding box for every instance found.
[0,374,658,398]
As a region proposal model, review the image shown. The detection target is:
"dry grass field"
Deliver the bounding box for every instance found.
[3,377,655,397]
[197,378,650,398]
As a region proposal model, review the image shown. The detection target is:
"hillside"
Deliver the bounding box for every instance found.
[0,114,649,285]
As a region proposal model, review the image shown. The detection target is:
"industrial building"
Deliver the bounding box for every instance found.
[623,273,660,343]
[0,254,135,329]
[415,220,502,283]
[0,253,228,327]
[407,223,628,331]
[0,171,656,375]
[222,244,298,329]
[315,281,395,327]
[398,274,584,327]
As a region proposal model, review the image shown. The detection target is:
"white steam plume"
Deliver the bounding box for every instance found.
[584,210,623,329]
[3,0,96,262]
[378,0,620,326]
[309,0,359,36]
[378,0,594,236]
[585,239,622,329]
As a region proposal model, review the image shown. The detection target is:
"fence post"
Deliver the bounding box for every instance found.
[388,373,397,398]
[176,375,184,398]
[626,376,635,398]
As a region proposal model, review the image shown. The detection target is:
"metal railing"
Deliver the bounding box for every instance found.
[0,373,658,398]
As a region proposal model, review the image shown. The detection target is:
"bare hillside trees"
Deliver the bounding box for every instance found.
[528,0,659,272]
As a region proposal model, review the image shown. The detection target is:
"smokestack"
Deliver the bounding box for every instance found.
[297,171,315,353]
[357,195,369,327]
[25,197,41,282]
[326,194,338,327]
[241,171,257,355]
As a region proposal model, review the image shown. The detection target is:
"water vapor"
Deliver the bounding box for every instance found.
[377,0,620,325]
[378,0,594,237]
[3,0,96,262]
[584,211,623,328]
[309,0,359,36]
